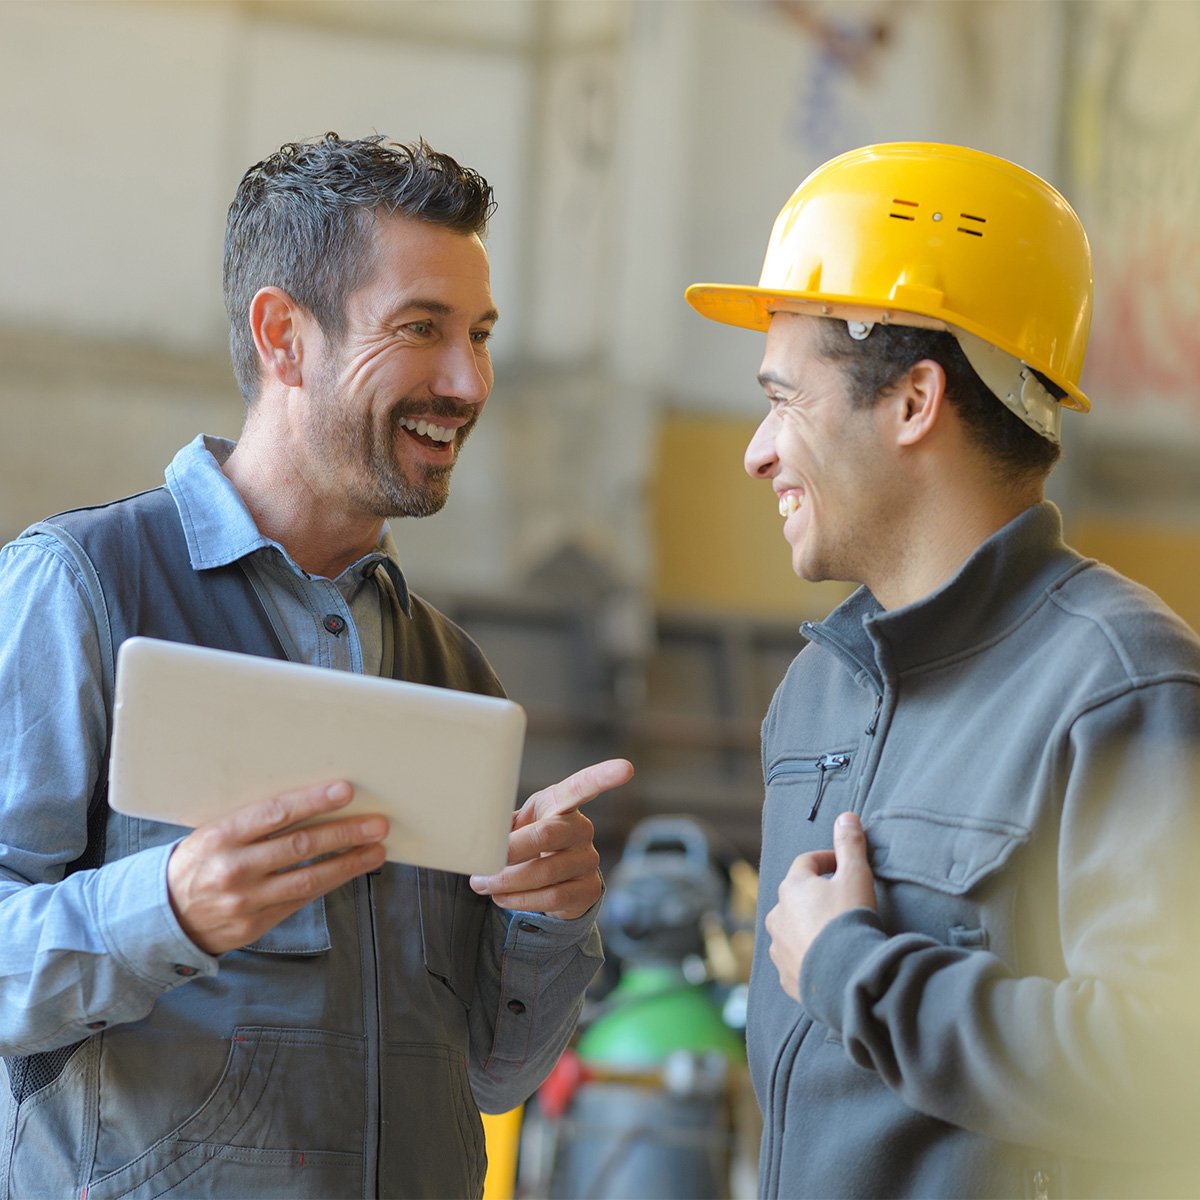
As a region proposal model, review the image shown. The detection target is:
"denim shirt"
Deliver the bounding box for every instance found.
[0,435,599,1173]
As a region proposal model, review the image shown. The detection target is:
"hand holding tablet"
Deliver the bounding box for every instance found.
[109,637,527,876]
[165,777,389,955]
[110,638,635,952]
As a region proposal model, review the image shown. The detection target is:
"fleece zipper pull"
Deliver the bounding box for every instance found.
[865,692,883,736]
[808,754,851,821]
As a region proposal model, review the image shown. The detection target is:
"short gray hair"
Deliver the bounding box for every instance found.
[223,133,495,403]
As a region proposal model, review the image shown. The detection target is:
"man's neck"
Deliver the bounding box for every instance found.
[869,477,1044,611]
[221,429,387,581]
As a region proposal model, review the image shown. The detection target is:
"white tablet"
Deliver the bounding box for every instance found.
[107,637,526,875]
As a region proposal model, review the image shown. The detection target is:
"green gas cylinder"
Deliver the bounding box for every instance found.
[577,964,744,1067]
[545,817,750,1198]
[551,966,745,1199]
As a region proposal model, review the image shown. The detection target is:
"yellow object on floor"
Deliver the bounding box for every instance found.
[481,1106,523,1200]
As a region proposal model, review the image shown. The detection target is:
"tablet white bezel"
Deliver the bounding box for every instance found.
[108,637,525,875]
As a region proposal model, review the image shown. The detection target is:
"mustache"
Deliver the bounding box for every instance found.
[390,398,478,425]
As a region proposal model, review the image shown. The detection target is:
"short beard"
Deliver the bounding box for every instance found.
[356,403,476,519]
[366,419,453,517]
[306,344,478,519]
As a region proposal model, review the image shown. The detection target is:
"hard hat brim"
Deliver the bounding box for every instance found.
[684,281,1091,414]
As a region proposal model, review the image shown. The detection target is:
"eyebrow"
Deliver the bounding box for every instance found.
[403,298,500,325]
[756,369,792,390]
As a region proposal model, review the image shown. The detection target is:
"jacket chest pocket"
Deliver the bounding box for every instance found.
[866,807,1031,952]
[765,751,854,823]
[868,808,1029,892]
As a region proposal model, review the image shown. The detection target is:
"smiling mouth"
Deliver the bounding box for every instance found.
[778,492,804,518]
[398,416,457,449]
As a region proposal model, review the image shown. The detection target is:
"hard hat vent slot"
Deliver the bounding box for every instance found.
[957,212,986,237]
[889,198,919,222]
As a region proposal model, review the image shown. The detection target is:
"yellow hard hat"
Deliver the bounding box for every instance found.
[685,142,1093,427]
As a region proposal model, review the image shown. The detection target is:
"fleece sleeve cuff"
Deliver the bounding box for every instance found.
[798,906,889,1033]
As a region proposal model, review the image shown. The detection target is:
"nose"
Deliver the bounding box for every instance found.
[744,413,778,480]
[433,337,493,407]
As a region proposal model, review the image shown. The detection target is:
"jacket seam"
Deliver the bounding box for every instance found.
[1047,583,1196,686]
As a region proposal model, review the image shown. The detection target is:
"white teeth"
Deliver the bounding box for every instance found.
[778,493,802,518]
[400,416,455,443]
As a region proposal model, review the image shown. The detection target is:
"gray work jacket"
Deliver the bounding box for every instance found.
[750,503,1200,1199]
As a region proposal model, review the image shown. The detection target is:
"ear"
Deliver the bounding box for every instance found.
[248,287,306,388]
[890,358,946,448]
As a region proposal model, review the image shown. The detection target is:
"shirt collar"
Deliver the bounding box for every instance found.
[164,434,412,617]
[812,502,1080,680]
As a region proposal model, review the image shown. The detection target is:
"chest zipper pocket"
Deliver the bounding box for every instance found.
[766,753,852,822]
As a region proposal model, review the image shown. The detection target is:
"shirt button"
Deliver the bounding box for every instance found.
[507,999,527,1015]
[86,1020,107,1031]
[518,921,541,933]
[172,964,199,977]
[323,614,347,636]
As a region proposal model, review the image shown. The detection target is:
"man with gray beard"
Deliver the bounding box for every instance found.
[0,133,632,1198]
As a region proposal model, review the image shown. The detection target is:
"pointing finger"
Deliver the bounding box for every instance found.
[517,758,635,828]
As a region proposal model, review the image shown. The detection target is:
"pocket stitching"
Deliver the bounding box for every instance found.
[868,807,1030,894]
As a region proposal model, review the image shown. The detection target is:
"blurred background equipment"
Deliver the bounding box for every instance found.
[521,816,759,1200]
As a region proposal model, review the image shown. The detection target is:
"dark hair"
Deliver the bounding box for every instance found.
[223,132,496,403]
[814,320,1062,478]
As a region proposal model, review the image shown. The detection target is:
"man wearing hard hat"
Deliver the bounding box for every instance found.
[687,144,1200,1198]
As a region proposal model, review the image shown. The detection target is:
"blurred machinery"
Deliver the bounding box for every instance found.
[520,816,760,1199]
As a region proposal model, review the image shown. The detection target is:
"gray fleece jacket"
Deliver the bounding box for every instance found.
[749,503,1200,1199]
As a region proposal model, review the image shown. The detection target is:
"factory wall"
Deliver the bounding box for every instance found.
[2,0,1197,628]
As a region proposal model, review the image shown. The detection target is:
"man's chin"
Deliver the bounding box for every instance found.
[369,460,454,519]
[392,497,449,519]
[383,481,452,520]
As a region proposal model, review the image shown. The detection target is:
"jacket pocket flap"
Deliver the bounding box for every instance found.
[867,809,1029,895]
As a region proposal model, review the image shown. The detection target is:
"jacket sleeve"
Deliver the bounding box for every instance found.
[466,899,603,1113]
[0,536,214,1056]
[799,676,1200,1164]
